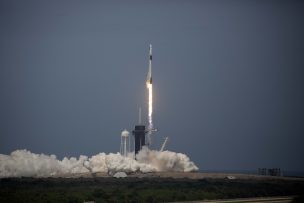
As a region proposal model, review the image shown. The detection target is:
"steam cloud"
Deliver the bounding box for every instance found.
[0,147,198,177]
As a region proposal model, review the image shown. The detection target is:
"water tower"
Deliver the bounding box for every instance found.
[120,129,130,157]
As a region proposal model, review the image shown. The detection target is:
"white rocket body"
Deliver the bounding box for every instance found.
[146,44,152,84]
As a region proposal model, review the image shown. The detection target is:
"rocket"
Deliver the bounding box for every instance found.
[146,44,152,84]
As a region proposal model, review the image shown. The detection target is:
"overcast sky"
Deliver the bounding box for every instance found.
[0,0,303,173]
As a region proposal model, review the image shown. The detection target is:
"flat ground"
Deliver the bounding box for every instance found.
[1,172,303,203]
[170,196,294,203]
[60,171,304,181]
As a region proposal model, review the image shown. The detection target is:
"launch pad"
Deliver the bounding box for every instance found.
[125,44,157,157]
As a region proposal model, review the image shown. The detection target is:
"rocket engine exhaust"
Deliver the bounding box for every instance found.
[146,44,153,145]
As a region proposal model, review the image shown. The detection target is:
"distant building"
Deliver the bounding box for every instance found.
[268,168,281,176]
[258,168,267,175]
[258,168,281,176]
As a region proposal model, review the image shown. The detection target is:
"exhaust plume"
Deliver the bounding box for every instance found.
[146,44,153,145]
[146,82,153,145]
[0,147,198,177]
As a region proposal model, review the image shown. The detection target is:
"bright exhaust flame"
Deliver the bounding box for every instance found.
[147,82,153,144]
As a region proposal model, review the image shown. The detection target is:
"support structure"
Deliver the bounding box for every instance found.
[160,137,169,152]
[132,125,146,156]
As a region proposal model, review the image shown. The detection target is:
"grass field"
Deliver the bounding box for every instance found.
[0,176,303,203]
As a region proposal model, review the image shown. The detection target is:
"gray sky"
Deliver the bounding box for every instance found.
[1,0,303,172]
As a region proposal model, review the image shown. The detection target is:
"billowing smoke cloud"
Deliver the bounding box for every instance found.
[0,147,198,177]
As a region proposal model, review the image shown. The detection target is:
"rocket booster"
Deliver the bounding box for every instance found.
[146,44,152,84]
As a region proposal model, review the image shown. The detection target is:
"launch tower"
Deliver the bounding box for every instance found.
[132,125,146,155]
[132,45,155,156]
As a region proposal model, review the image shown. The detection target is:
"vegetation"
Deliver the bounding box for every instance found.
[0,177,303,203]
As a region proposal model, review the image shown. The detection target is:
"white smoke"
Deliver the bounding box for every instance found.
[137,147,198,172]
[0,147,198,177]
